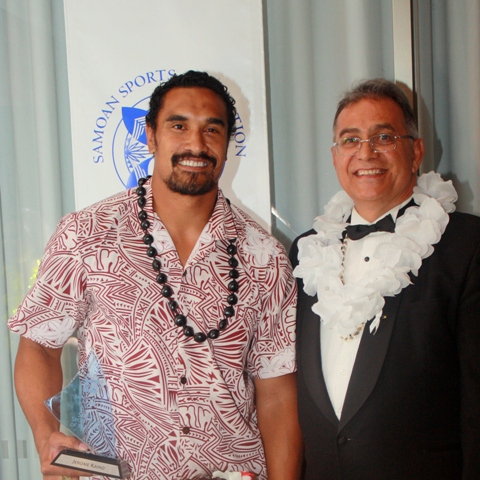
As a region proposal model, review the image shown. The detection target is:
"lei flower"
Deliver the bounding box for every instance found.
[294,172,457,338]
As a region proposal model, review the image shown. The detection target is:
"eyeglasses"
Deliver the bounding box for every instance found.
[333,133,414,156]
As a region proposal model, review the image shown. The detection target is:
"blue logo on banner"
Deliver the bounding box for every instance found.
[92,69,176,188]
[112,100,152,188]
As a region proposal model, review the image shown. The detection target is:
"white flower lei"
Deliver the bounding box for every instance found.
[293,172,458,339]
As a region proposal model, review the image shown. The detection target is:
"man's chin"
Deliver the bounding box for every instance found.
[172,186,216,196]
[165,179,216,196]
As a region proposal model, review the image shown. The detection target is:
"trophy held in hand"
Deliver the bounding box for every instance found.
[45,351,131,479]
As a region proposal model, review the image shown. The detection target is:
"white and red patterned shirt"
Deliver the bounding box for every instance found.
[9,182,297,480]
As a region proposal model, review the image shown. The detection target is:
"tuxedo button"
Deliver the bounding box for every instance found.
[337,436,348,446]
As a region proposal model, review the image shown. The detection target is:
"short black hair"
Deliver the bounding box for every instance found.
[145,70,237,140]
[333,78,418,138]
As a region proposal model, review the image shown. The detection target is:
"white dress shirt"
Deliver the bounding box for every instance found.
[321,197,412,419]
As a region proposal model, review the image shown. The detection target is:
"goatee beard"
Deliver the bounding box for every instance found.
[165,152,218,196]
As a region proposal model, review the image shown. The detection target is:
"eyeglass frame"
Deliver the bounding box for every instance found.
[332,134,415,156]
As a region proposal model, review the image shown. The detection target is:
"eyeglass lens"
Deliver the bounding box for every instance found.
[336,134,397,155]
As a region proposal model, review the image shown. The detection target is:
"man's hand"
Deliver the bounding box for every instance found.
[38,430,90,478]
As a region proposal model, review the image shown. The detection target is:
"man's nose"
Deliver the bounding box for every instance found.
[357,139,378,158]
[186,128,207,153]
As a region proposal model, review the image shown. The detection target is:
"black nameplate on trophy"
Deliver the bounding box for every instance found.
[51,448,131,479]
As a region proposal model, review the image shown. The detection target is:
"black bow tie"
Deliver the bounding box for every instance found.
[344,214,395,240]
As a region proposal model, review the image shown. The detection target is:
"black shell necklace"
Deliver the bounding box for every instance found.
[135,177,239,343]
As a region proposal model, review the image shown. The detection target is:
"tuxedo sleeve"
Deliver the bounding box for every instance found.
[456,226,480,478]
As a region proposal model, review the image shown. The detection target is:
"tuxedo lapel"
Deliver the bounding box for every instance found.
[339,293,403,431]
[299,294,339,427]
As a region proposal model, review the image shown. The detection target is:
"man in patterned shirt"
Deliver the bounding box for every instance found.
[9,71,302,480]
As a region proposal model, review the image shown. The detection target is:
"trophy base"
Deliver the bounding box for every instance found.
[52,448,131,478]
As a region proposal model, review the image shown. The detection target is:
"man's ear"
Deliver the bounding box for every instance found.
[331,145,339,171]
[412,138,424,172]
[146,124,156,154]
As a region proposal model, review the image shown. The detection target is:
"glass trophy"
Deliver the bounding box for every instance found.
[44,351,131,478]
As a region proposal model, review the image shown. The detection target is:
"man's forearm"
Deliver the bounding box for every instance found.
[14,336,64,453]
[259,410,303,479]
[255,373,303,479]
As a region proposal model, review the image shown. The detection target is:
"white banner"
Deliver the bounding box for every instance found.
[63,0,271,230]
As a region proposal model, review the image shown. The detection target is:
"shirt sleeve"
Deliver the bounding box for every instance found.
[8,212,88,348]
[246,242,297,380]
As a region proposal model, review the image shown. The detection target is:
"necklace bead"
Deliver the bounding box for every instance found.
[161,285,173,297]
[136,177,239,343]
[208,330,220,339]
[194,332,207,343]
[143,234,154,245]
[156,273,167,284]
[228,269,239,279]
[218,319,228,330]
[175,315,187,327]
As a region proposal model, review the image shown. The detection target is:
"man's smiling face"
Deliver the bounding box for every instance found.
[146,86,229,196]
[332,97,424,221]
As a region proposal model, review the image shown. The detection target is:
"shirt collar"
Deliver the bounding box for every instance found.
[351,195,414,225]
[203,189,238,243]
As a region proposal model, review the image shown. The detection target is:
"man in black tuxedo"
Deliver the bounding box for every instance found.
[289,79,480,479]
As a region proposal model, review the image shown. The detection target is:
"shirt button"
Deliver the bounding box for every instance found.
[364,256,370,262]
[182,426,190,434]
[180,376,187,384]
[340,369,346,375]
[337,436,348,446]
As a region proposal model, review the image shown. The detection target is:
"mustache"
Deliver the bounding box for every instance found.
[171,151,217,167]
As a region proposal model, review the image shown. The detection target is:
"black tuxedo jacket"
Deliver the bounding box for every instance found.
[289,212,480,480]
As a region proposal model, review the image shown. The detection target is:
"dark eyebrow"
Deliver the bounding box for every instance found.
[165,115,226,128]
[165,115,188,122]
[207,117,226,127]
